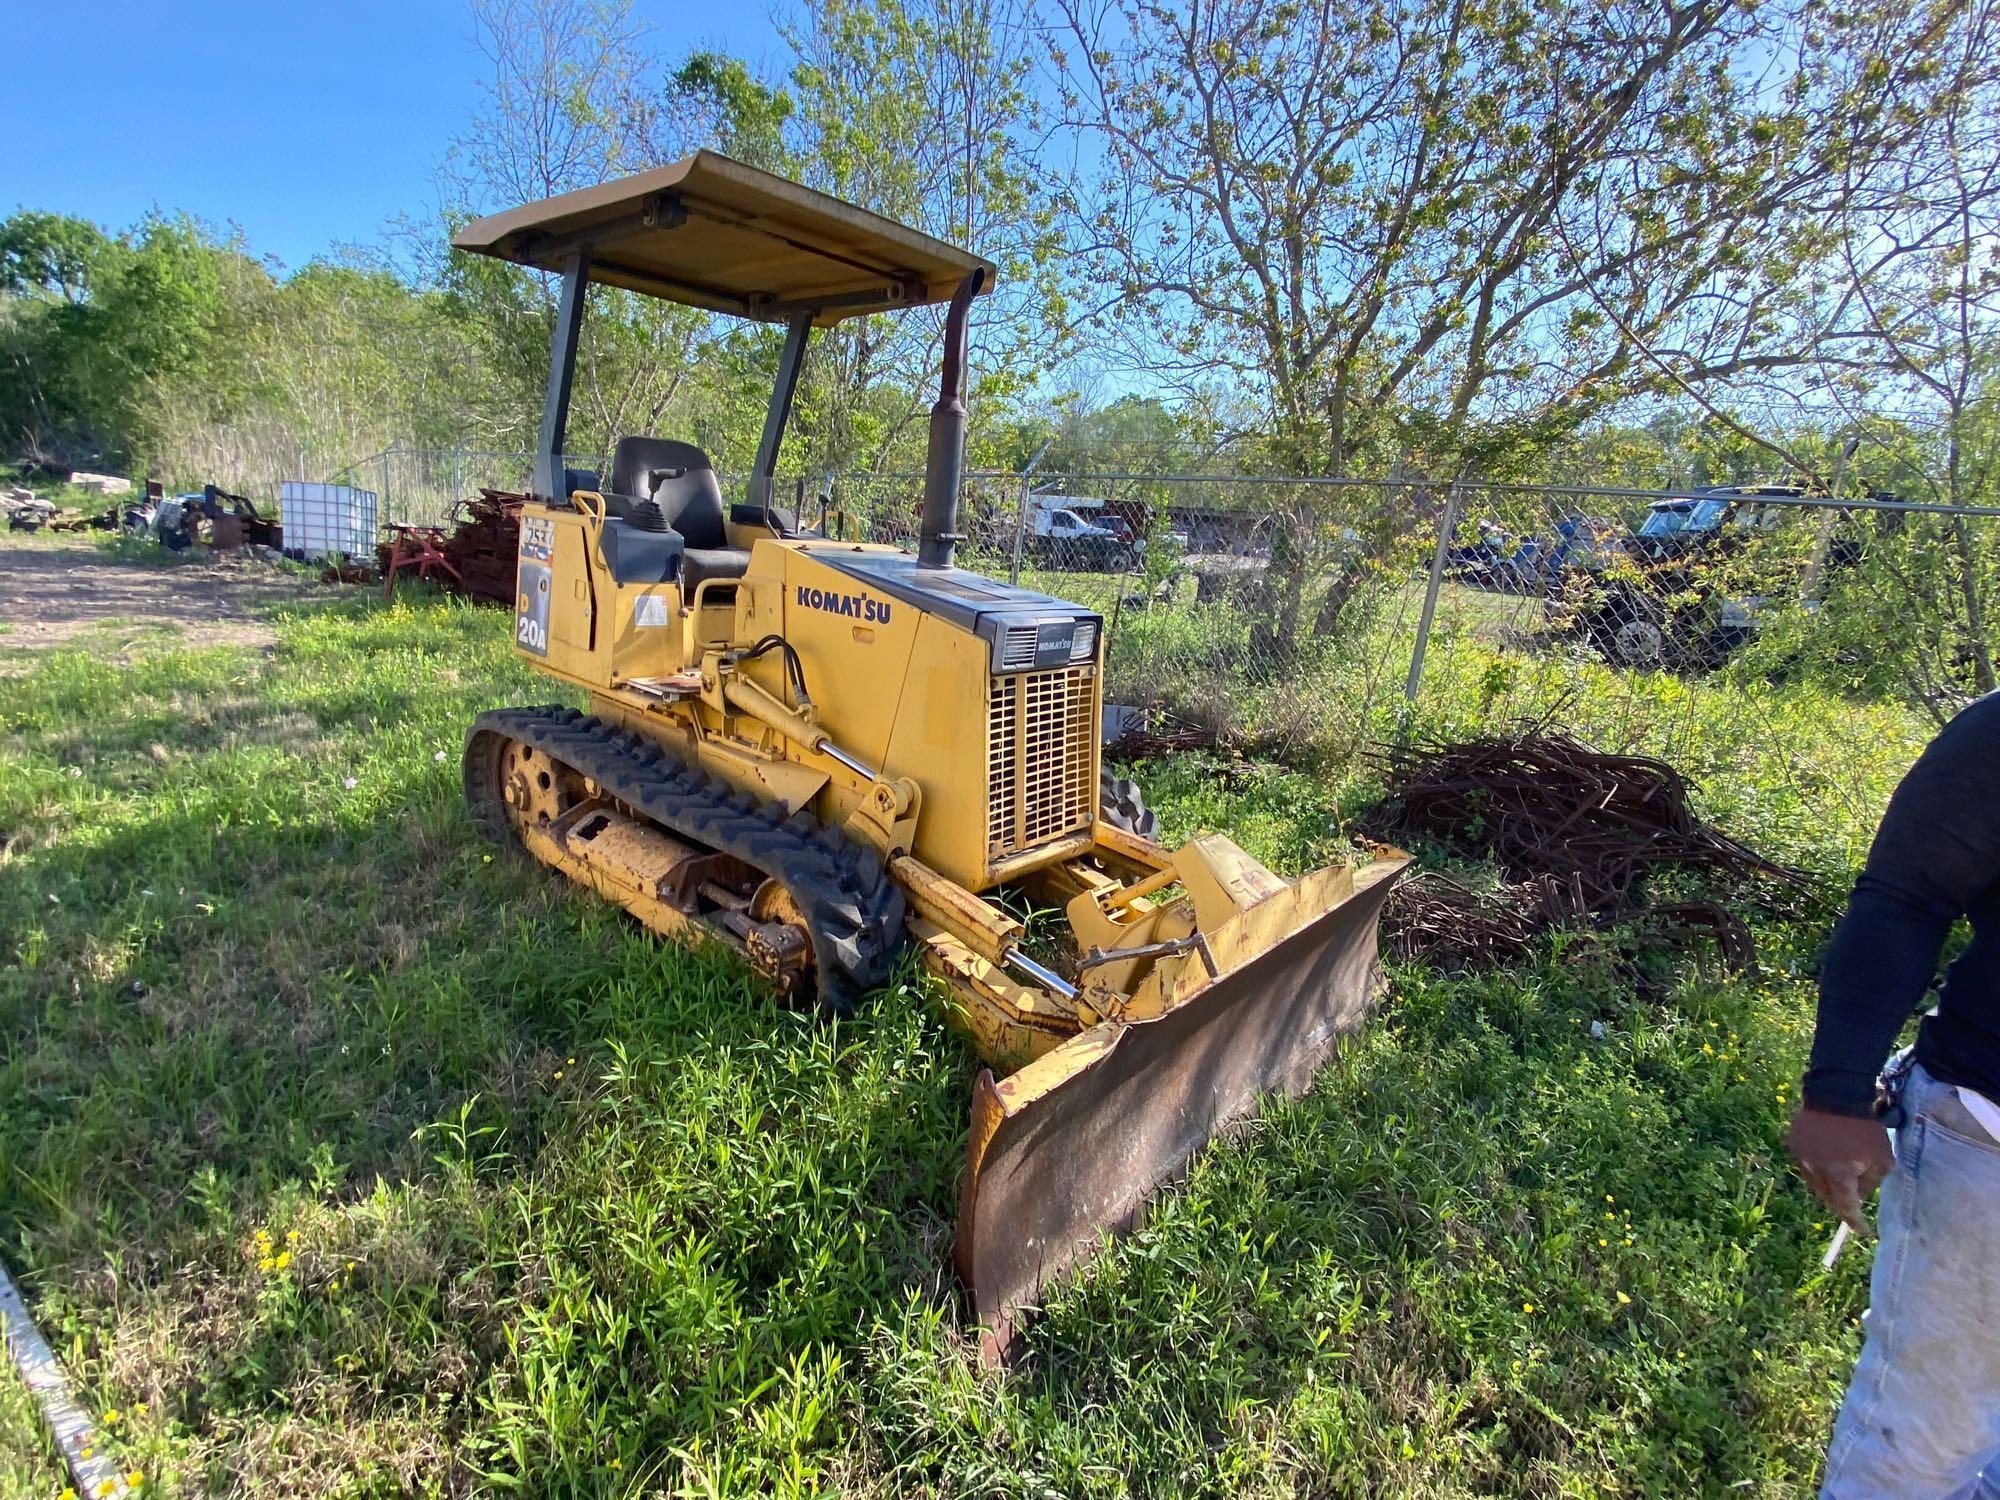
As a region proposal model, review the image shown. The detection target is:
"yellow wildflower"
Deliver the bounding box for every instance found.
[1616,1291,1631,1306]
[274,1250,292,1270]
[1522,1302,1536,1314]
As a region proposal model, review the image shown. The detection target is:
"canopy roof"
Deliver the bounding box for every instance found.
[452,151,994,326]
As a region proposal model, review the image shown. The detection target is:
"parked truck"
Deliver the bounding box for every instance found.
[1026,495,1136,571]
[1545,484,1849,669]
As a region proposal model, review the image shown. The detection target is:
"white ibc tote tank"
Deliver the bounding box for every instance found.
[279,481,378,560]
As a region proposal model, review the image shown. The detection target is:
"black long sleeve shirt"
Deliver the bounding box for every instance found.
[1805,692,2000,1117]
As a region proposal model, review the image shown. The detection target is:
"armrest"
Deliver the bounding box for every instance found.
[729,503,795,536]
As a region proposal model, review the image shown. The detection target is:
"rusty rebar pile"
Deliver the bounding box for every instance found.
[1381,872,1580,968]
[1367,733,1816,968]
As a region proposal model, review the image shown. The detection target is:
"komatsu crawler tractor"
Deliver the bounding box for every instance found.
[454,152,1408,1354]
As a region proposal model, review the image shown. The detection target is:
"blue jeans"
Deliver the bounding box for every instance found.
[1822,1064,2000,1498]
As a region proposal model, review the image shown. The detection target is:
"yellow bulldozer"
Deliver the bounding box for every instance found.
[453,152,1409,1355]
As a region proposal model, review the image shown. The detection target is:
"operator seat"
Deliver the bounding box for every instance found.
[608,436,751,592]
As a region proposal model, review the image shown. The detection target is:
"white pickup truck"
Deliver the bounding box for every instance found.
[1027,498,1134,570]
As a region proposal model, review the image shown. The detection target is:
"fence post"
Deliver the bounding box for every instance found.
[380,450,393,528]
[1010,474,1030,585]
[1402,481,1462,717]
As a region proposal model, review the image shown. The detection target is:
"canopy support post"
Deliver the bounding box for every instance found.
[534,253,590,503]
[750,314,812,508]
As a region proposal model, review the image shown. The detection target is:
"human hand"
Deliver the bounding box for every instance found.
[1788,1107,1895,1236]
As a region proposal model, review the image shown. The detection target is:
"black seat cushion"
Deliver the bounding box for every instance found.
[682,547,751,594]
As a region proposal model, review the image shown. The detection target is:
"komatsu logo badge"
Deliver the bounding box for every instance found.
[795,584,892,624]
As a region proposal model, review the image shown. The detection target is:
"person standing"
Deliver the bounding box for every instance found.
[1790,691,2000,1498]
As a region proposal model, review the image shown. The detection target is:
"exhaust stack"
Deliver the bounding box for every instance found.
[918,270,986,569]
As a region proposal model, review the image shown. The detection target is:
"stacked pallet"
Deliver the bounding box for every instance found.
[444,489,526,605]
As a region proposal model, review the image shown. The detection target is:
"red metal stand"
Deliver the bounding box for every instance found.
[383,524,463,599]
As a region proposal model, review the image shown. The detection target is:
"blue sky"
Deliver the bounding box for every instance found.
[2,0,786,273]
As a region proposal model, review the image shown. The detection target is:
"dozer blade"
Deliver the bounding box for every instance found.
[954,854,1409,1360]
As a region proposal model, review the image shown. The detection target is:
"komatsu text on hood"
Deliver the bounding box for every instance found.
[796,584,893,624]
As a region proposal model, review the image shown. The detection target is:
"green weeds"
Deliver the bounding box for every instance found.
[0,562,1887,1496]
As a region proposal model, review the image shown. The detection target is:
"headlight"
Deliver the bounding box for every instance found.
[1071,619,1097,661]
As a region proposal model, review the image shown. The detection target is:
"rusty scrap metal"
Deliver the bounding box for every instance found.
[1367,733,1818,968]
[382,523,464,598]
[1383,871,1577,968]
[371,490,523,605]
[444,489,526,605]
[196,485,282,550]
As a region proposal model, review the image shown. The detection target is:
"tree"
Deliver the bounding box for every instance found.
[438,0,706,467]
[0,213,119,462]
[1800,2,2000,715]
[666,53,796,173]
[774,0,1064,475]
[0,212,260,472]
[0,212,110,306]
[1051,0,1979,655]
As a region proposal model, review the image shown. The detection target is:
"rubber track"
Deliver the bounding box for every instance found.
[1099,769,1161,842]
[465,705,904,1015]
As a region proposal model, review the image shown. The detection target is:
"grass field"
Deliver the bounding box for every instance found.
[0,532,1930,1497]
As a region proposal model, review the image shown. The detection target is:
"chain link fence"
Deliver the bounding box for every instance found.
[334,446,1997,867]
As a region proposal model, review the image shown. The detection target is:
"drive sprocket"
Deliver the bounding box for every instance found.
[465,705,904,1014]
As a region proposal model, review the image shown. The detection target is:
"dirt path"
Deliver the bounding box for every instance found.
[0,543,326,655]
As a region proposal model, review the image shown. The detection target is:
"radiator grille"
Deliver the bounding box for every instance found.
[987,666,1096,860]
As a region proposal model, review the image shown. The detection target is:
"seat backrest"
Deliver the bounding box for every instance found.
[609,436,727,548]
[657,468,727,549]
[611,437,706,497]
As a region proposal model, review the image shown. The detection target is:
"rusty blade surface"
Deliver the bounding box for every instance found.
[954,856,1408,1359]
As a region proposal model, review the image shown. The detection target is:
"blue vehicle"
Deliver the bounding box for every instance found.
[1551,485,1806,668]
[1448,513,1617,593]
